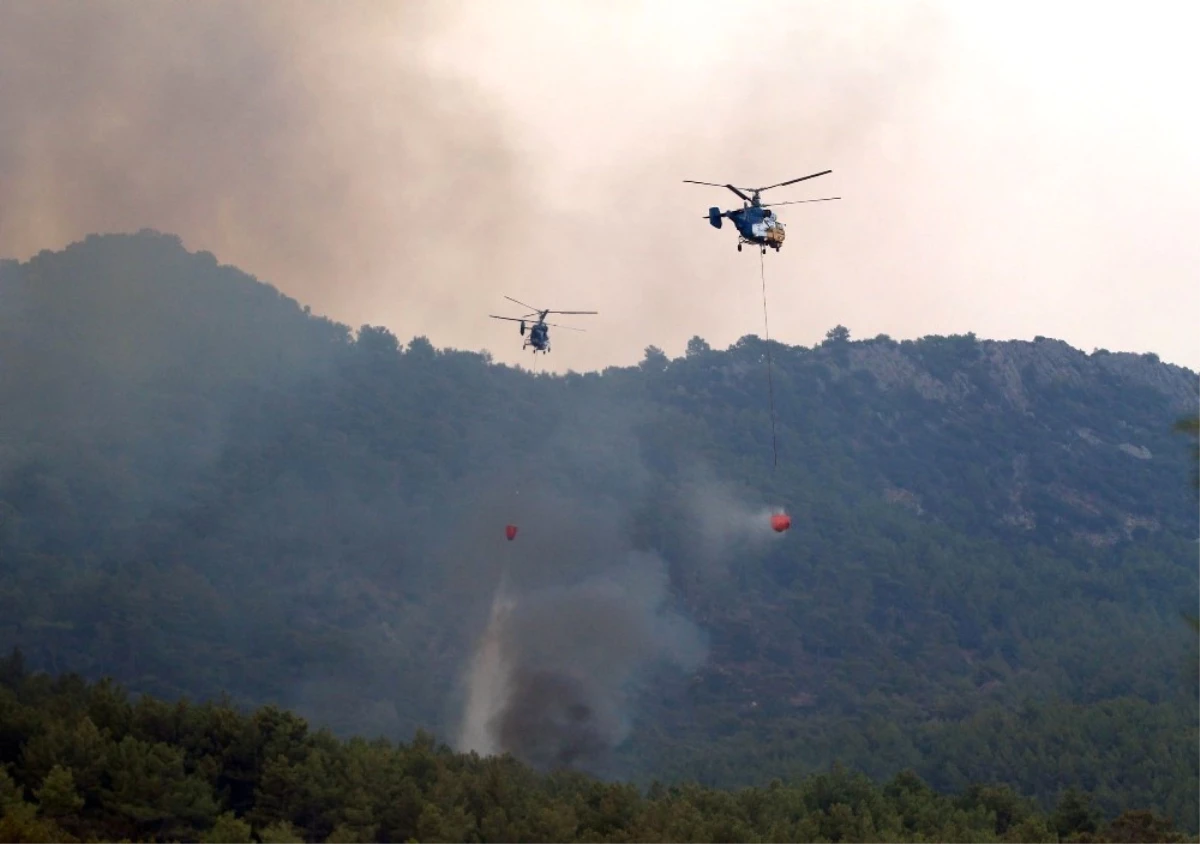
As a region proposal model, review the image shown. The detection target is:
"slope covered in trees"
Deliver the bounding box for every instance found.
[0,658,1193,843]
[1,232,1197,830]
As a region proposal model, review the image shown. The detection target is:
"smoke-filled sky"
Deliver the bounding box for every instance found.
[1,0,1196,372]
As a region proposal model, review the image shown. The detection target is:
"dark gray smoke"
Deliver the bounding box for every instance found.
[458,552,706,774]
[497,668,614,771]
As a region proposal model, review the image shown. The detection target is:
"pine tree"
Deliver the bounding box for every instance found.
[201,811,254,843]
[34,765,84,820]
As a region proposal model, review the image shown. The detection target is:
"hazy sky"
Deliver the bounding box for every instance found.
[1,0,1196,372]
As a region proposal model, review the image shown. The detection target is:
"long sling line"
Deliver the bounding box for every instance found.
[759,249,778,468]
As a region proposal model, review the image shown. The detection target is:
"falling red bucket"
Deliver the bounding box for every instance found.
[505,524,518,541]
[770,513,791,533]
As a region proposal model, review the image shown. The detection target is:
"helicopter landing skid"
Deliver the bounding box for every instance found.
[737,239,776,255]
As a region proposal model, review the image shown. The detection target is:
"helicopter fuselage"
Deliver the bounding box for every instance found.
[709,204,786,253]
[519,320,551,353]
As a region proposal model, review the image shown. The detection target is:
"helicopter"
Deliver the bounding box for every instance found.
[489,296,597,354]
[683,169,840,254]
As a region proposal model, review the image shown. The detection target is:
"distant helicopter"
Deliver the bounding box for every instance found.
[683,170,840,254]
[489,296,597,354]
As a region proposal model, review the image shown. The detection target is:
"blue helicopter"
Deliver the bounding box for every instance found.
[684,170,840,254]
[489,296,597,354]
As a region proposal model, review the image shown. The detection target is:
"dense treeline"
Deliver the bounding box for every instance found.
[0,656,1193,844]
[1,232,1197,829]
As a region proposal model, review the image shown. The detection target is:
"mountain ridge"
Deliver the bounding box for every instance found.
[1,230,1196,828]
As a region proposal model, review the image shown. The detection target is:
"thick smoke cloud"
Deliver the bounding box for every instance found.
[457,553,706,774]
[0,0,929,379]
[0,0,524,337]
[450,446,787,775]
[6,2,1193,370]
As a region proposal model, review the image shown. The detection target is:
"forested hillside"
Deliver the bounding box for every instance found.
[1,658,1193,843]
[4,662,1195,844]
[1,232,1196,830]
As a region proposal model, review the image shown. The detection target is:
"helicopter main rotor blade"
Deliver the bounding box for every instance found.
[545,310,598,315]
[503,295,541,312]
[756,170,832,192]
[682,179,753,203]
[543,323,586,332]
[681,179,752,203]
[724,184,752,202]
[489,315,528,323]
[761,196,841,207]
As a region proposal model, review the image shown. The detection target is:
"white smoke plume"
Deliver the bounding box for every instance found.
[456,578,518,759]
[674,466,791,579]
[689,484,788,556]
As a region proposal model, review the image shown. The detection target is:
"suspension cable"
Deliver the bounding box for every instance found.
[759,249,779,468]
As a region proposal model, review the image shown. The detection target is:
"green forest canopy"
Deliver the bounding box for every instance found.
[0,656,1194,843]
